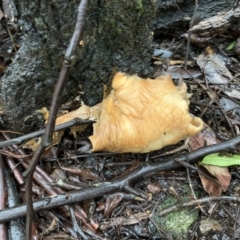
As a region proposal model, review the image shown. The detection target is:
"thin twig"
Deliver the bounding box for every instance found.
[1,133,240,222]
[159,196,239,216]
[187,168,196,199]
[69,206,88,239]
[24,1,89,239]
[137,202,169,238]
[0,118,94,148]
[219,203,240,227]
[185,0,198,68]
[186,167,207,215]
[0,155,7,240]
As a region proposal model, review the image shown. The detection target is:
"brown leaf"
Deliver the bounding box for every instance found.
[146,183,161,194]
[60,166,100,181]
[197,165,222,197]
[189,124,231,196]
[120,161,140,177]
[23,136,42,151]
[0,9,4,20]
[189,123,219,151]
[0,64,6,74]
[23,103,101,150]
[202,164,231,193]
[104,193,125,218]
[100,211,151,230]
[197,163,231,196]
[96,202,106,212]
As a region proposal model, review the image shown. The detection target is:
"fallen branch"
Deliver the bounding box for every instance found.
[0,133,239,223]
[158,196,240,216]
[0,118,94,148]
[23,1,89,238]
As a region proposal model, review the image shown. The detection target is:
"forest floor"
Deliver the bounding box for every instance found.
[1,2,240,240]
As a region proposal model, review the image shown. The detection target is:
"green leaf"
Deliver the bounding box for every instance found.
[200,153,240,167]
[226,41,236,51]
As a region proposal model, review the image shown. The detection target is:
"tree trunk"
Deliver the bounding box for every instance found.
[0,0,229,132]
[0,0,156,132]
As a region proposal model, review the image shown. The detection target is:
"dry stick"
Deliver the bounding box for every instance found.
[4,163,25,240]
[219,203,240,227]
[3,134,97,233]
[0,155,7,240]
[137,202,168,237]
[3,132,92,216]
[233,205,240,230]
[159,196,240,216]
[201,73,240,117]
[23,1,89,239]
[186,166,207,215]
[184,0,198,68]
[5,156,25,185]
[69,206,88,239]
[0,118,94,148]
[45,212,77,239]
[1,134,240,222]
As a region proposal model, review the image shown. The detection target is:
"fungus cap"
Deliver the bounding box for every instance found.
[89,72,203,153]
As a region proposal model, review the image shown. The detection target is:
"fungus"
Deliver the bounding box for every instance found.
[23,104,101,150]
[89,72,203,153]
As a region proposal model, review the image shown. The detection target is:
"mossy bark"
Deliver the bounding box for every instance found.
[0,0,156,132]
[0,0,228,132]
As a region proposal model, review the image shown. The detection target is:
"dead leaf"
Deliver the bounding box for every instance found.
[23,137,42,151]
[219,97,240,112]
[197,165,227,196]
[120,161,140,177]
[160,66,202,79]
[0,64,6,74]
[201,164,231,193]
[0,9,4,20]
[197,50,232,85]
[146,183,161,194]
[189,124,231,196]
[197,46,240,100]
[100,211,151,230]
[104,193,125,218]
[23,103,101,150]
[96,202,106,212]
[188,123,220,151]
[60,166,100,181]
[199,218,223,235]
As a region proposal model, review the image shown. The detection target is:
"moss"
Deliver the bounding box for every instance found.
[154,185,199,239]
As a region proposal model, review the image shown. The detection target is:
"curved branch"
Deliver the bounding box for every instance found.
[23,1,89,239]
[0,133,239,223]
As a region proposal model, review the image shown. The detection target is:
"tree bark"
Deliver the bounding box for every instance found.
[0,0,230,132]
[0,0,156,132]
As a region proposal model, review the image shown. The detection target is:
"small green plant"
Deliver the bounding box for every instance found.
[201,153,240,167]
[226,41,236,50]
